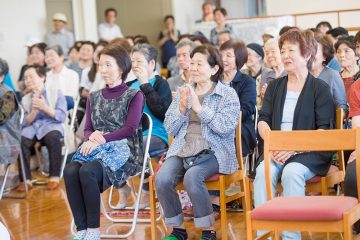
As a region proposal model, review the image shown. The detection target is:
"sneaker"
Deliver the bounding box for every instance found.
[115,184,131,209]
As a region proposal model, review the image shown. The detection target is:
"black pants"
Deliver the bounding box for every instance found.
[18,130,62,181]
[344,160,360,233]
[64,161,110,231]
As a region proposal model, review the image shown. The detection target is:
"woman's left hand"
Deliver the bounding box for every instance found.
[187,85,203,113]
[32,95,48,112]
[272,151,296,164]
[80,141,100,156]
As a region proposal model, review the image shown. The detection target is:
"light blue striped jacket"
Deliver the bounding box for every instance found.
[164,82,241,174]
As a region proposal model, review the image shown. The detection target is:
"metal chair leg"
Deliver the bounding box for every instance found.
[0,164,11,200]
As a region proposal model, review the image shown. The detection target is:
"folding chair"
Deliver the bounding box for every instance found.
[246,129,360,240]
[1,106,29,199]
[70,113,161,238]
[149,113,249,240]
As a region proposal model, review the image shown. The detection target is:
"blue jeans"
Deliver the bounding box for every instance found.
[254,160,316,240]
[155,153,219,228]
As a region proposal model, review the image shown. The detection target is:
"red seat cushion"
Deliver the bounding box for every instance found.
[306,165,340,184]
[206,174,220,182]
[251,196,358,221]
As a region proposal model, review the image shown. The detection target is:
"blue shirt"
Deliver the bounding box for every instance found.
[327,57,342,72]
[130,77,168,144]
[3,73,15,91]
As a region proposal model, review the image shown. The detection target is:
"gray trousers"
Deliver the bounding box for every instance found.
[155,153,219,228]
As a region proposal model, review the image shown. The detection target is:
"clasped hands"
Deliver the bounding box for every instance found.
[80,130,106,156]
[178,84,203,114]
[271,151,297,165]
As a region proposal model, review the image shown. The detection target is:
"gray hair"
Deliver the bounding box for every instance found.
[132,43,158,63]
[264,37,279,48]
[176,39,197,52]
[45,45,64,56]
[0,58,9,77]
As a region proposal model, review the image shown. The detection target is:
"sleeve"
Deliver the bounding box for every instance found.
[349,81,360,118]
[103,92,144,142]
[315,81,336,129]
[164,91,189,136]
[0,91,17,125]
[53,90,67,123]
[331,71,348,111]
[258,79,276,127]
[239,77,256,121]
[198,87,241,137]
[68,32,75,50]
[140,78,172,121]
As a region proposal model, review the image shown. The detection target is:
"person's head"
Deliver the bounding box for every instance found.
[335,36,358,69]
[264,38,282,69]
[218,30,232,47]
[105,8,117,24]
[189,35,210,46]
[125,36,134,47]
[220,40,247,73]
[133,35,150,44]
[68,46,80,64]
[312,33,335,70]
[316,21,332,34]
[262,27,277,45]
[45,45,65,69]
[98,45,131,87]
[79,41,95,62]
[0,58,9,83]
[176,39,197,71]
[164,15,175,30]
[109,38,132,54]
[354,30,360,57]
[213,8,227,26]
[202,2,214,16]
[246,43,264,69]
[52,13,67,32]
[279,29,317,73]
[190,44,223,83]
[30,43,47,66]
[24,65,47,92]
[326,27,349,44]
[93,41,108,64]
[131,43,158,76]
[279,26,299,36]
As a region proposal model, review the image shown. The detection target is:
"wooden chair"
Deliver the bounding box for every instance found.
[305,108,346,195]
[149,113,249,240]
[246,128,360,240]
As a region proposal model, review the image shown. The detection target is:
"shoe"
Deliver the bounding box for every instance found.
[47,181,59,190]
[17,181,33,192]
[115,184,131,209]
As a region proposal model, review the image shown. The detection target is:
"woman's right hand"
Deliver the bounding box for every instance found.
[348,151,356,164]
[89,130,106,145]
[179,86,189,114]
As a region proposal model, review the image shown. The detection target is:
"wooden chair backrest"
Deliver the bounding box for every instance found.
[263,128,360,201]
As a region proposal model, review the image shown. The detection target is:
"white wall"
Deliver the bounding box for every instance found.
[222,0,250,18]
[171,0,204,34]
[266,0,360,16]
[0,0,47,87]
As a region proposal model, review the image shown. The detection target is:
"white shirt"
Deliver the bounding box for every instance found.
[46,66,80,100]
[98,22,123,41]
[80,67,93,90]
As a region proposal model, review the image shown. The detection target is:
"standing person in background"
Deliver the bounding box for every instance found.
[196,2,214,23]
[45,13,74,59]
[209,8,233,46]
[98,8,123,43]
[158,15,180,68]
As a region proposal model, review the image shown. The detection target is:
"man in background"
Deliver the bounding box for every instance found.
[98,8,123,43]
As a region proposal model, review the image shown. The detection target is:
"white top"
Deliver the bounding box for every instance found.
[98,22,123,41]
[46,66,80,99]
[80,67,93,90]
[281,91,300,131]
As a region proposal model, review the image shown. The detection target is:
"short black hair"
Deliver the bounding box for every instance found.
[316,21,332,30]
[164,15,174,22]
[105,8,117,17]
[213,7,227,17]
[327,27,349,39]
[335,36,356,53]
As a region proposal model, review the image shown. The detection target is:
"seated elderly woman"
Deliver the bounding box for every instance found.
[17,65,67,192]
[0,58,21,167]
[254,29,335,240]
[311,33,347,111]
[63,45,144,240]
[155,44,240,240]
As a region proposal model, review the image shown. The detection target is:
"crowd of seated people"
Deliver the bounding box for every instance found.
[3,3,360,239]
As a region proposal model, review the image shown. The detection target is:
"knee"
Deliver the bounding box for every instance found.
[79,163,97,180]
[155,172,173,193]
[64,163,79,181]
[281,164,303,184]
[44,131,61,142]
[183,171,202,195]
